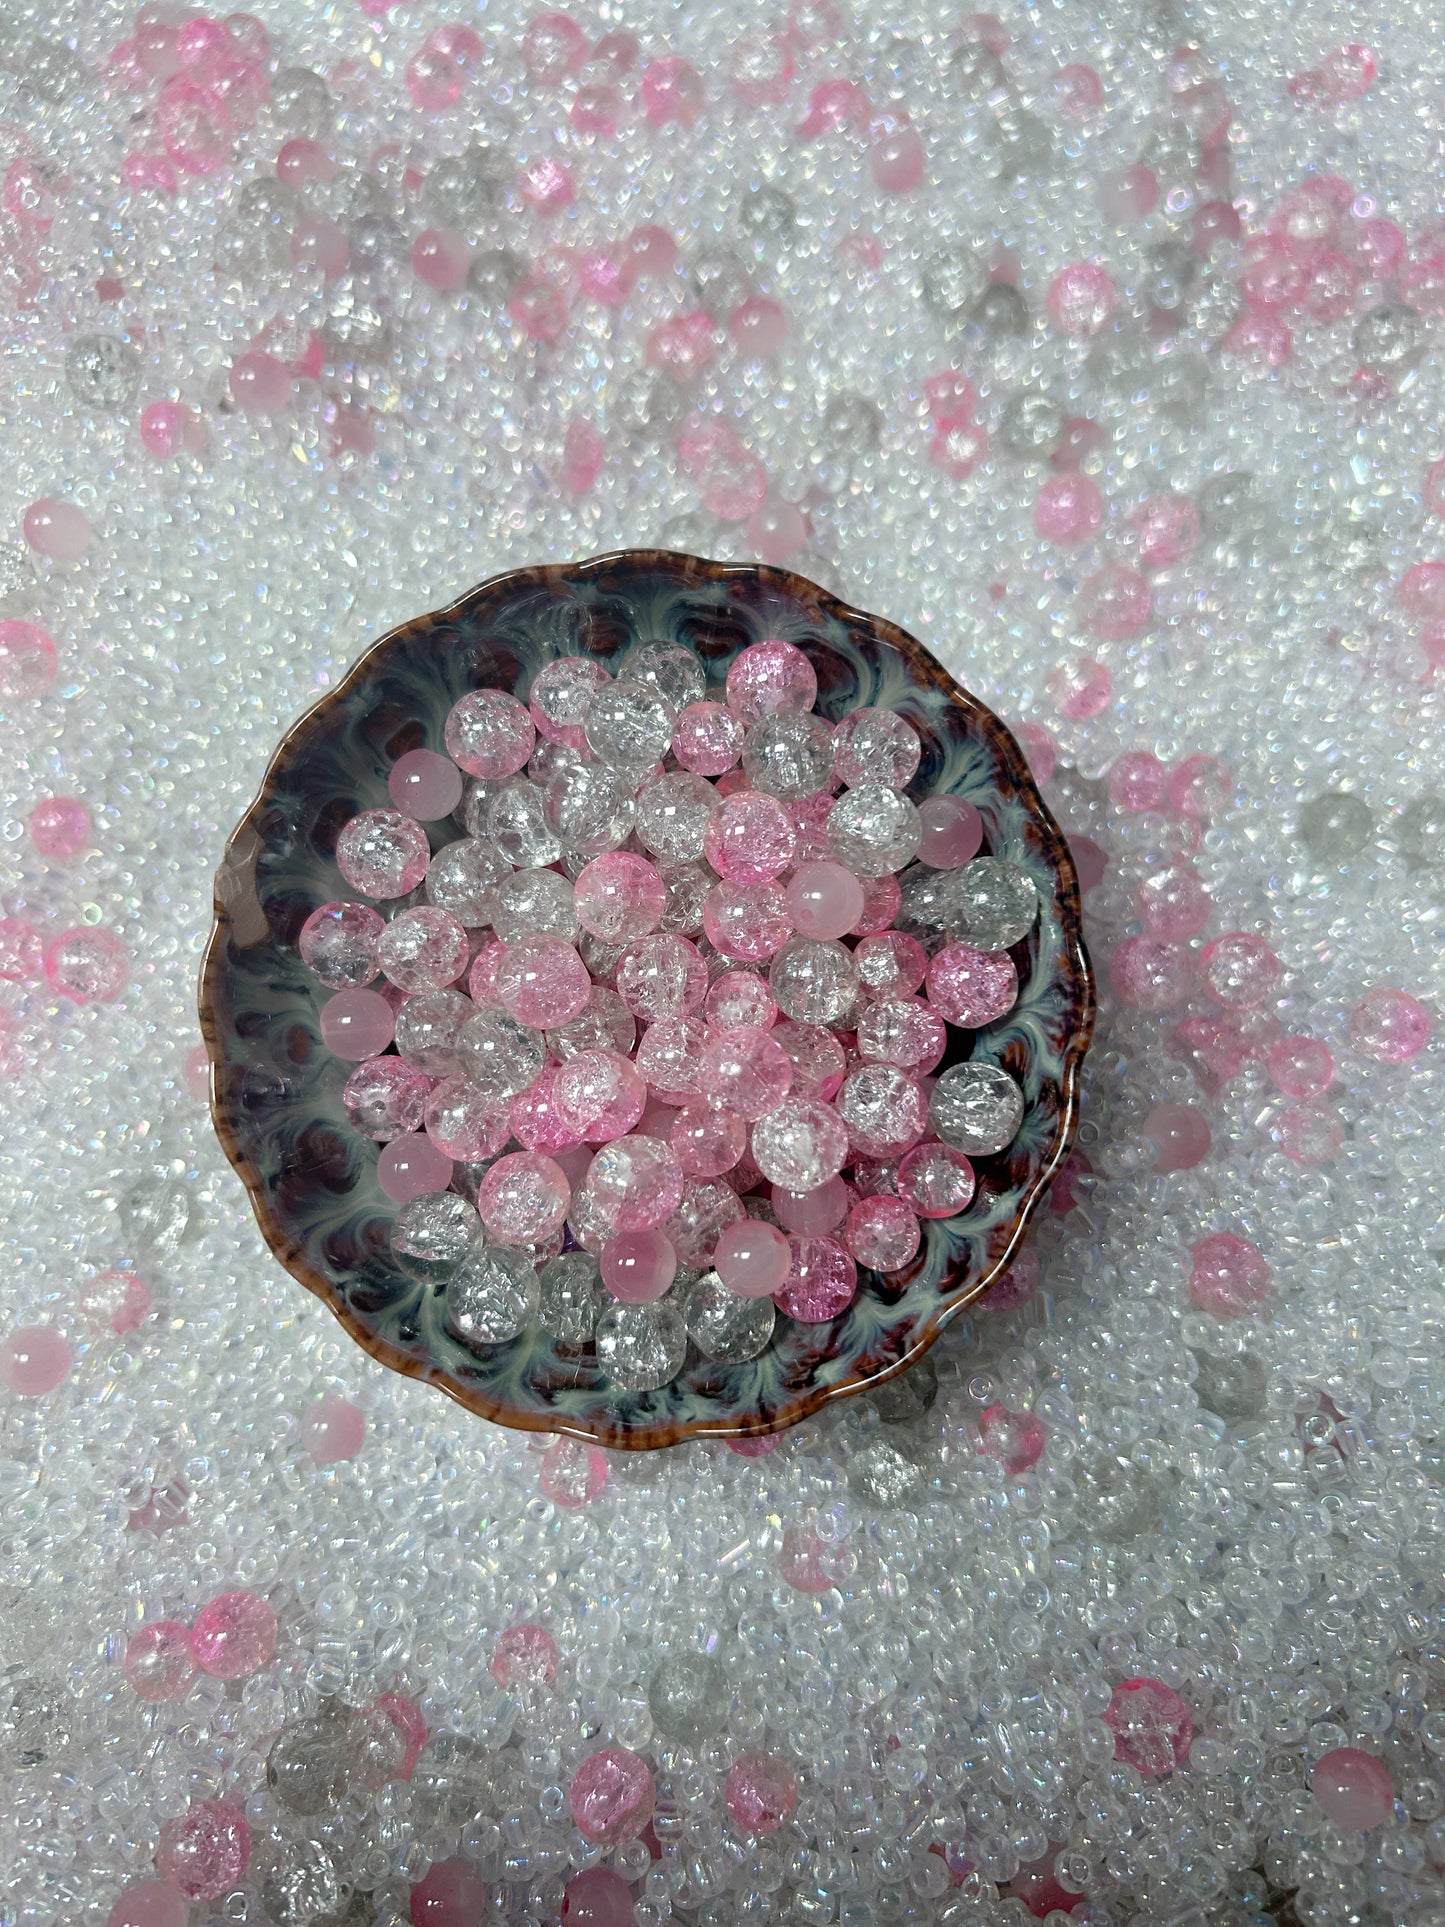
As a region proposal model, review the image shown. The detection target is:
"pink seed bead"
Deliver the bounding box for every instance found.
[1132,492,1201,568]
[389,748,463,820]
[640,55,704,128]
[228,352,291,415]
[1034,473,1103,545]
[276,137,335,183]
[1047,262,1115,337]
[897,1141,975,1217]
[1144,1103,1211,1172]
[1107,751,1168,814]
[725,1752,798,1835]
[1051,61,1104,114]
[570,1748,655,1845]
[479,1149,570,1243]
[1104,1679,1193,1777]
[705,790,796,883]
[844,1195,920,1271]
[124,1622,197,1702]
[299,1394,367,1463]
[772,1176,850,1235]
[926,944,1017,1027]
[28,796,91,859]
[336,809,432,898]
[1049,656,1112,718]
[1349,988,1431,1063]
[320,987,396,1059]
[107,1883,190,1927]
[1198,932,1280,1009]
[79,1267,151,1334]
[784,861,865,940]
[491,1621,558,1686]
[714,1218,791,1297]
[191,1590,277,1679]
[444,688,536,778]
[673,700,744,774]
[775,1235,856,1320]
[155,1800,251,1902]
[378,1133,454,1203]
[1397,563,1445,620]
[0,619,56,699]
[0,1325,72,1396]
[405,26,484,110]
[23,497,93,560]
[44,928,130,1004]
[601,1228,677,1302]
[778,1522,838,1591]
[671,1101,747,1178]
[1312,1748,1395,1829]
[702,1026,794,1119]
[916,795,982,869]
[1076,564,1151,640]
[575,852,667,942]
[1136,866,1211,940]
[540,1436,609,1506]
[561,1866,633,1927]
[725,638,818,725]
[977,1402,1046,1473]
[1268,1036,1334,1098]
[1190,1232,1270,1317]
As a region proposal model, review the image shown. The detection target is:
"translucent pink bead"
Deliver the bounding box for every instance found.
[1046,262,1115,336]
[671,1101,747,1177]
[702,1026,794,1120]
[426,1076,512,1161]
[1275,1102,1343,1165]
[1099,164,1158,222]
[506,1068,578,1154]
[771,1023,846,1102]
[191,1590,277,1680]
[389,748,463,820]
[1133,492,1200,568]
[844,1195,919,1271]
[1107,751,1168,813]
[540,1436,609,1506]
[1033,473,1102,545]
[523,10,588,80]
[586,1134,684,1231]
[1136,866,1211,940]
[1144,1103,1211,1172]
[746,497,807,562]
[979,1245,1039,1312]
[1198,932,1280,1009]
[479,1150,570,1243]
[343,1057,432,1140]
[377,908,470,992]
[378,1133,454,1203]
[714,1218,791,1297]
[926,944,1017,1027]
[554,1049,648,1143]
[492,1621,559,1686]
[778,1521,847,1591]
[0,916,42,983]
[1312,1748,1395,1829]
[977,1402,1046,1473]
[44,927,130,1003]
[1048,655,1112,718]
[1104,1679,1193,1777]
[601,1228,677,1302]
[79,1267,152,1334]
[1110,936,1190,1013]
[107,1883,190,1927]
[703,880,794,961]
[1425,458,1445,520]
[411,1857,487,1927]
[725,639,818,725]
[897,1141,975,1217]
[570,1748,655,1845]
[444,689,536,778]
[497,936,591,1027]
[672,700,743,774]
[705,970,778,1031]
[775,1235,856,1320]
[640,55,704,128]
[647,312,718,384]
[725,1752,798,1834]
[869,118,925,193]
[1076,565,1151,640]
[1397,563,1445,620]
[1190,1232,1270,1316]
[779,860,861,941]
[156,1801,251,1902]
[0,619,56,699]
[28,796,90,859]
[0,1325,72,1396]
[321,987,396,1059]
[562,1866,633,1927]
[772,1176,850,1235]
[575,852,667,942]
[299,1394,366,1464]
[229,351,293,416]
[405,25,484,109]
[1169,753,1231,818]
[124,1622,197,1702]
[1349,988,1431,1063]
[1267,1035,1334,1098]
[409,225,468,290]
[336,809,431,898]
[23,496,93,560]
[915,796,982,870]
[705,789,796,883]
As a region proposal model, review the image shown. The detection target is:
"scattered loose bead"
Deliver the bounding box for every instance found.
[1104,1679,1193,1777]
[977,1402,1046,1473]
[79,1266,151,1334]
[1190,1232,1270,1317]
[28,796,91,858]
[1349,987,1431,1063]
[190,1590,277,1680]
[124,1622,197,1703]
[570,1747,655,1845]
[1311,1748,1395,1829]
[0,1325,73,1395]
[23,497,93,560]
[299,1394,366,1463]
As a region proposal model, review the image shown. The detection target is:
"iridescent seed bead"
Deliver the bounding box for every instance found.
[831,708,921,790]
[929,1061,1025,1155]
[920,243,988,318]
[457,1008,545,1102]
[445,1240,540,1345]
[490,867,577,942]
[528,656,613,747]
[741,711,835,800]
[636,771,717,862]
[335,810,431,899]
[544,760,637,855]
[66,333,141,409]
[583,682,673,771]
[486,780,564,867]
[391,1192,479,1281]
[618,639,707,714]
[394,988,473,1073]
[444,688,536,778]
[537,1251,605,1347]
[425,837,510,924]
[826,784,921,876]
[595,1300,688,1390]
[769,938,859,1025]
[947,858,1039,949]
[299,901,384,989]
[684,1273,776,1359]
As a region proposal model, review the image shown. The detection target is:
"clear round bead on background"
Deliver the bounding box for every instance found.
[619,638,707,712]
[946,858,1039,950]
[832,707,921,789]
[741,710,835,799]
[446,1240,541,1345]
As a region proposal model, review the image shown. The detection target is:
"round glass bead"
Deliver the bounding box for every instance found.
[647,1652,730,1744]
[926,943,1018,1027]
[335,810,431,898]
[1198,932,1280,1008]
[742,710,835,800]
[713,1218,792,1296]
[299,902,384,988]
[856,995,947,1075]
[424,1077,511,1161]
[549,987,637,1060]
[496,936,592,1027]
[784,861,866,941]
[854,931,928,998]
[664,1176,744,1268]
[705,789,796,883]
[490,866,578,942]
[486,779,564,868]
[1398,795,1445,865]
[1350,987,1431,1062]
[378,1132,454,1203]
[725,638,817,724]
[619,638,707,713]
[66,332,142,409]
[701,1025,794,1119]
[658,860,712,936]
[634,1014,709,1102]
[929,1062,1025,1155]
[832,708,921,790]
[320,987,396,1062]
[595,1300,688,1391]
[772,1019,846,1099]
[673,700,744,774]
[600,1228,677,1302]
[1189,1232,1270,1316]
[703,880,794,961]
[1193,1347,1268,1419]
[897,1141,975,1216]
[425,837,510,925]
[457,1008,545,1102]
[685,1272,776,1358]
[1103,1679,1193,1777]
[529,656,612,748]
[391,1192,479,1280]
[478,1151,571,1244]
[553,1048,647,1142]
[917,795,983,869]
[584,682,673,771]
[769,938,859,1025]
[615,934,707,1022]
[1297,789,1373,859]
[342,1056,431,1137]
[671,1100,748,1177]
[826,784,922,876]
[573,852,667,942]
[844,1195,920,1270]
[773,1176,851,1235]
[775,1236,857,1321]
[948,859,1039,950]
[836,1063,929,1157]
[125,1622,197,1703]
[389,748,463,821]
[538,1251,605,1346]
[445,1240,541,1344]
[636,770,716,863]
[443,688,536,777]
[751,1096,850,1191]
[191,1592,277,1681]
[1311,1749,1396,1829]
[376,907,469,992]
[544,760,636,856]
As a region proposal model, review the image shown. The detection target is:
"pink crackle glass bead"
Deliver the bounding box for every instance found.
[601,1227,677,1302]
[775,1235,856,1320]
[299,1394,366,1464]
[977,1403,1046,1473]
[647,312,717,383]
[1136,866,1211,940]
[1198,932,1280,1008]
[1274,1102,1343,1164]
[79,1266,151,1334]
[615,936,708,1025]
[28,796,90,859]
[405,26,485,110]
[540,1436,608,1506]
[705,789,796,884]
[673,700,743,774]
[378,908,470,993]
[726,638,818,725]
[586,1133,685,1230]
[523,11,588,82]
[926,943,1017,1028]
[389,747,463,821]
[44,927,130,1004]
[124,1621,196,1702]
[571,1748,655,1845]
[1349,988,1431,1063]
[562,1866,633,1926]
[496,936,591,1028]
[1104,1679,1193,1777]
[0,619,57,699]
[726,1752,799,1835]
[410,1857,487,1927]
[978,1245,1039,1312]
[701,1026,794,1120]
[336,809,431,898]
[379,1133,455,1202]
[856,995,946,1076]
[1034,473,1102,546]
[575,852,667,943]
[1109,936,1190,1013]
[1076,564,1151,640]
[1133,492,1201,568]
[478,1150,570,1244]
[706,971,778,1031]
[519,155,575,215]
[320,987,396,1060]
[510,1068,584,1155]
[844,1195,919,1271]
[852,872,901,935]
[191,1591,277,1680]
[704,878,795,963]
[1268,1035,1334,1098]
[444,689,535,778]
[1190,1231,1270,1316]
[491,1620,559,1686]
[369,1694,427,1779]
[1144,1103,1211,1172]
[641,55,704,128]
[1168,754,1231,819]
[1311,1748,1395,1829]
[155,1801,251,1902]
[1048,656,1112,719]
[554,1049,647,1144]
[714,1218,792,1297]
[1046,262,1115,336]
[107,1883,189,1927]
[1107,751,1168,814]
[855,931,928,1000]
[0,1325,71,1396]
[23,497,92,560]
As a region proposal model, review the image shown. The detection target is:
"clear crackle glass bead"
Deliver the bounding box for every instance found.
[636,770,716,862]
[847,1438,924,1506]
[929,1061,1025,1155]
[832,708,922,790]
[457,1008,545,1102]
[595,1299,688,1390]
[619,639,707,713]
[827,784,921,875]
[1193,1347,1268,1419]
[769,937,859,1025]
[684,1271,777,1360]
[66,333,141,410]
[648,1651,730,1744]
[751,1095,850,1191]
[266,1707,352,1813]
[445,1241,541,1346]
[119,1177,193,1257]
[489,866,578,942]
[486,779,564,867]
[394,988,472,1074]
[1297,791,1372,860]
[584,682,674,771]
[545,759,637,856]
[537,1251,605,1347]
[426,836,510,924]
[391,1192,478,1281]
[946,857,1038,950]
[742,711,835,800]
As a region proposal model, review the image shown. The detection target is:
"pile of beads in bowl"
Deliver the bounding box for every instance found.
[298,634,1040,1397]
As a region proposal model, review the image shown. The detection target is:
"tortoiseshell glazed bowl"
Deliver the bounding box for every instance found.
[201,552,1093,1449]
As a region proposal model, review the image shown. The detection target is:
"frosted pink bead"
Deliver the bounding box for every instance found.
[23,497,92,560]
[772,1175,850,1235]
[1144,1103,1211,1171]
[28,796,91,859]
[726,638,818,725]
[704,879,794,961]
[107,1882,190,1927]
[725,1752,798,1834]
[1311,1748,1395,1829]
[562,1866,633,1927]
[705,971,778,1031]
[411,1857,487,1927]
[1104,1679,1193,1777]
[1133,492,1201,568]
[229,352,291,415]
[1223,310,1293,367]
[191,1590,277,1679]
[1190,1232,1269,1316]
[575,852,667,942]
[775,1235,856,1320]
[1047,262,1115,337]
[671,1101,747,1177]
[540,1436,608,1506]
[571,84,624,138]
[491,1621,559,1686]
[321,987,396,1059]
[1099,164,1158,223]
[570,1748,655,1844]
[702,1026,794,1120]
[519,156,575,215]
[897,1141,974,1217]
[641,55,704,127]
[389,748,463,820]
[869,119,925,193]
[1109,937,1190,1013]
[378,1133,454,1203]
[705,790,796,883]
[0,619,56,699]
[405,25,484,109]
[1349,988,1431,1063]
[479,1150,570,1243]
[844,1195,919,1271]
[276,137,334,184]
[444,688,535,777]
[44,927,130,1003]
[1169,754,1231,819]
[1048,656,1112,719]
[784,862,864,941]
[124,1622,196,1702]
[586,1134,684,1231]
[155,1800,251,1902]
[926,944,1017,1027]
[1198,932,1280,1009]
[497,936,591,1027]
[913,795,981,871]
[1268,1036,1334,1098]
[1136,866,1211,940]
[673,700,743,774]
[601,1228,677,1302]
[554,1049,648,1143]
[299,1393,367,1464]
[977,1402,1046,1473]
[714,1218,791,1297]
[625,221,676,278]
[746,498,807,564]
[0,1325,72,1396]
[0,916,43,982]
[291,216,349,277]
[1077,565,1151,640]
[79,1267,151,1334]
[730,297,788,359]
[1051,61,1103,115]
[1107,751,1167,813]
[559,417,605,496]
[1034,473,1102,546]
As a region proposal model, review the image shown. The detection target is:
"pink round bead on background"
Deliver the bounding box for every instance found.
[388,748,463,820]
[378,1133,455,1203]
[1109,936,1191,1013]
[1107,751,1168,813]
[0,619,56,698]
[775,1235,857,1320]
[1046,261,1116,336]
[600,1228,677,1301]
[1034,472,1103,545]
[772,1175,850,1235]
[1104,1679,1193,1777]
[44,927,130,1003]
[570,1747,655,1845]
[413,227,470,289]
[1311,1748,1395,1829]
[124,1621,197,1702]
[190,1590,277,1680]
[1349,987,1431,1063]
[1267,1035,1334,1098]
[561,1866,634,1926]
[28,796,91,858]
[410,1857,487,1927]
[926,943,1017,1027]
[1136,866,1212,940]
[725,638,818,724]
[491,1620,560,1686]
[1198,932,1281,1008]
[299,1394,367,1464]
[107,1883,190,1927]
[154,1800,252,1902]
[79,1267,152,1334]
[0,1324,73,1395]
[1190,1232,1270,1317]
[1144,1103,1211,1172]
[1274,1102,1343,1165]
[23,496,93,560]
[228,351,292,414]
[1049,655,1112,718]
[574,852,667,942]
[1076,564,1151,640]
[1132,492,1201,568]
[705,970,778,1030]
[725,1752,798,1834]
[977,1402,1046,1473]
[496,936,592,1027]
[671,1101,747,1177]
[701,1026,794,1119]
[540,1437,609,1506]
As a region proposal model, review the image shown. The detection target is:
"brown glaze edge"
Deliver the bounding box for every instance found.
[198,550,1095,1450]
